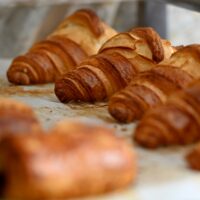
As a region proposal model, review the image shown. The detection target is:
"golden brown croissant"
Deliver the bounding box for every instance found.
[55,27,175,103]
[7,9,117,85]
[134,79,200,149]
[0,121,136,199]
[0,98,41,138]
[99,27,175,62]
[108,45,200,123]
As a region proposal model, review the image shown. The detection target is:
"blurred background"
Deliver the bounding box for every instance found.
[0,0,199,58]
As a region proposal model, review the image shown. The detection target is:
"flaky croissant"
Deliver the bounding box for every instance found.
[134,79,200,149]
[108,45,200,123]
[0,98,41,138]
[99,27,175,62]
[55,27,175,103]
[7,9,117,85]
[0,121,136,199]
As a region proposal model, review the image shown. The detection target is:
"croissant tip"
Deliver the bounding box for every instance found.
[54,80,69,103]
[7,70,31,85]
[186,149,200,170]
[108,102,134,123]
[134,126,161,149]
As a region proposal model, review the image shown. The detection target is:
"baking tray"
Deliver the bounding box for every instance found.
[0,59,200,200]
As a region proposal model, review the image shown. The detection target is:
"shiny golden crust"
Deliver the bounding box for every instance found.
[99,27,175,62]
[65,9,105,37]
[108,65,194,123]
[55,53,138,102]
[0,121,136,199]
[108,45,200,123]
[161,44,200,78]
[51,9,117,55]
[55,27,175,103]
[186,144,200,170]
[7,9,117,85]
[134,80,200,149]
[0,98,41,137]
[130,27,165,62]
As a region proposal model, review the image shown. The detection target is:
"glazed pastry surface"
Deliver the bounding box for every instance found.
[108,45,200,123]
[55,27,175,103]
[7,9,117,85]
[134,79,200,148]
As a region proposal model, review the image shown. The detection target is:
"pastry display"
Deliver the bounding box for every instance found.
[0,98,41,138]
[1,4,200,199]
[108,45,200,123]
[134,79,200,148]
[7,9,117,85]
[0,121,136,199]
[55,27,175,103]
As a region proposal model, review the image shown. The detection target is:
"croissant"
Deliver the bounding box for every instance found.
[0,121,136,199]
[108,45,200,123]
[0,98,41,138]
[99,27,175,62]
[55,27,175,103]
[134,79,200,149]
[7,9,117,85]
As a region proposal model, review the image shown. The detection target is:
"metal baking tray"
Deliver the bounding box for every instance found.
[0,59,200,200]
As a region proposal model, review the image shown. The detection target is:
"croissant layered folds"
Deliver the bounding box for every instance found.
[0,98,41,138]
[99,27,175,62]
[7,9,117,85]
[134,79,200,149]
[0,121,136,199]
[55,27,175,103]
[108,45,200,123]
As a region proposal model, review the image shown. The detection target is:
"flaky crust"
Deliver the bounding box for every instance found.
[108,45,200,123]
[55,53,138,102]
[99,27,175,62]
[108,65,194,123]
[51,9,117,56]
[161,44,200,78]
[7,9,117,85]
[0,98,41,138]
[55,27,174,103]
[130,27,165,62]
[134,80,200,148]
[0,121,136,199]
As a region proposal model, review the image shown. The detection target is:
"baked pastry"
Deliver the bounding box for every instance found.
[7,9,117,85]
[108,45,200,123]
[186,143,200,170]
[99,27,175,62]
[134,79,200,148]
[55,27,175,103]
[0,98,41,138]
[0,121,136,199]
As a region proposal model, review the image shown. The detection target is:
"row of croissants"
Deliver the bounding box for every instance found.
[1,8,200,199]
